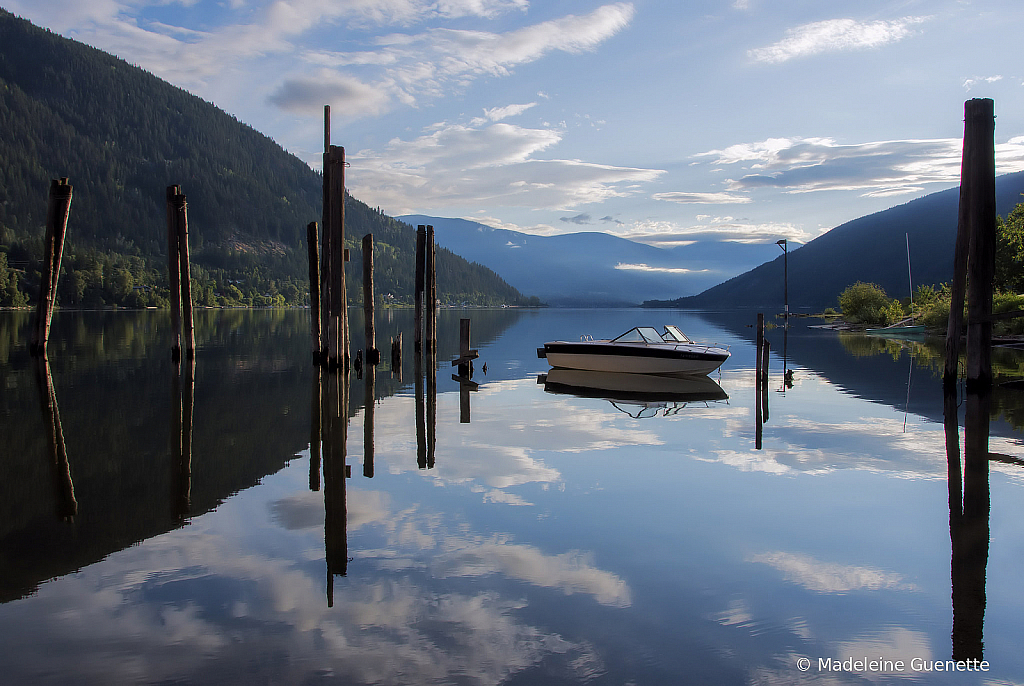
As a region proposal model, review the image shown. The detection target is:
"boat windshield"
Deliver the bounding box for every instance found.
[612,327,663,344]
[662,325,693,343]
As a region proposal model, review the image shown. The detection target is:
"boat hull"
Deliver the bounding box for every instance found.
[542,341,729,376]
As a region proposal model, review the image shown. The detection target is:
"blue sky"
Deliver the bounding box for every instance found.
[9,0,1024,247]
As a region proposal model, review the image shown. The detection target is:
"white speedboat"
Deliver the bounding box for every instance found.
[537,325,730,376]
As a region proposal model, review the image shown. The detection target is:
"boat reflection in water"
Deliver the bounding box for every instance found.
[538,368,728,418]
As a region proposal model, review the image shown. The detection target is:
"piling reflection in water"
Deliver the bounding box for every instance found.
[170,358,195,520]
[323,368,349,606]
[947,384,991,661]
[363,364,375,478]
[34,355,76,522]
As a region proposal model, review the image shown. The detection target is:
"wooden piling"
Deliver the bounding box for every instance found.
[415,226,425,352]
[166,186,182,361]
[426,224,436,352]
[173,192,196,359]
[964,99,996,391]
[362,234,379,364]
[325,146,348,368]
[945,99,996,389]
[307,222,321,359]
[31,178,73,355]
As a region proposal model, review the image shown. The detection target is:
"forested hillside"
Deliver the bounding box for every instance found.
[0,9,531,308]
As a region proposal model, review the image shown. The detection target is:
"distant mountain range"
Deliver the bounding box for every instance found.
[399,215,780,307]
[650,172,1024,310]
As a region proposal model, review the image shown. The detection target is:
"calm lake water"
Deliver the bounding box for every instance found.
[1,307,1023,685]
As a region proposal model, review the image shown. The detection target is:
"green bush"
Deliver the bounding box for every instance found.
[838,282,903,327]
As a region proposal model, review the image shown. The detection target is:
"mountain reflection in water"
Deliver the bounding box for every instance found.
[0,308,1022,685]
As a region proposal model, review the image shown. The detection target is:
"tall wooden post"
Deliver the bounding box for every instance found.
[320,105,332,364]
[325,145,347,368]
[166,186,182,361]
[173,193,196,359]
[362,234,378,364]
[946,98,996,389]
[964,99,996,391]
[31,178,73,355]
[307,222,321,359]
[415,226,425,352]
[426,224,437,352]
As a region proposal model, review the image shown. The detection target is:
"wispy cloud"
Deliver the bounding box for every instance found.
[348,118,663,214]
[696,135,1024,196]
[749,551,916,593]
[962,74,1004,91]
[653,191,752,204]
[614,263,707,274]
[624,217,812,246]
[271,3,635,118]
[560,213,592,224]
[749,16,928,64]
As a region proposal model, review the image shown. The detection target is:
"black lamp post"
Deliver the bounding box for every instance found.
[776,239,788,321]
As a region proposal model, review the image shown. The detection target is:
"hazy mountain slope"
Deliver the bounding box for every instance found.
[653,171,1024,310]
[399,214,778,306]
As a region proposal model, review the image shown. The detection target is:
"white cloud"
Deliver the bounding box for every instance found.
[749,16,928,64]
[653,191,752,204]
[273,3,635,118]
[623,217,812,247]
[614,263,708,274]
[267,69,392,116]
[348,120,663,214]
[695,136,1024,196]
[748,551,916,593]
[483,102,538,121]
[962,74,1004,91]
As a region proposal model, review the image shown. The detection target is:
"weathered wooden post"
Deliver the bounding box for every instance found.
[415,226,425,352]
[426,224,437,352]
[31,178,73,355]
[945,98,996,389]
[173,192,196,359]
[166,186,182,360]
[362,234,379,364]
[964,99,996,392]
[320,108,332,364]
[307,222,321,359]
[325,146,348,368]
